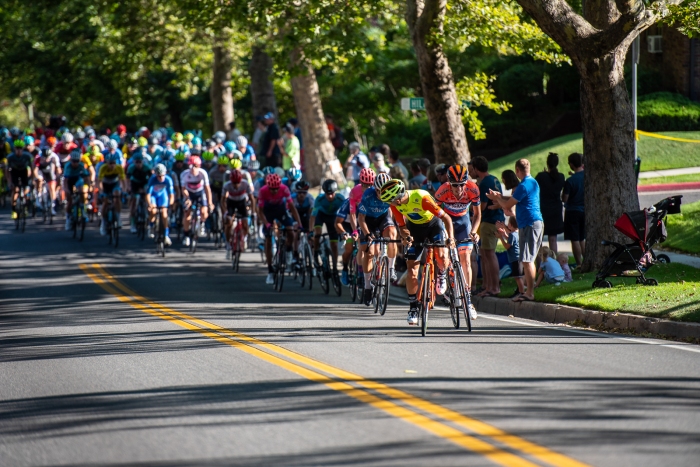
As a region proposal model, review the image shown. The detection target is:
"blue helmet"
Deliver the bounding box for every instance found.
[192,136,202,146]
[287,167,301,181]
[131,152,144,162]
[24,135,34,146]
[262,166,275,176]
[224,141,236,153]
[105,152,119,163]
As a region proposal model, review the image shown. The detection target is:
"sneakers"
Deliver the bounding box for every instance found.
[148,226,154,238]
[199,226,207,237]
[65,217,72,231]
[408,301,420,325]
[341,269,349,286]
[436,271,447,295]
[363,287,373,306]
[469,304,478,320]
[100,220,107,236]
[265,273,274,285]
[390,269,398,283]
[226,249,231,260]
[164,236,172,247]
[286,250,293,266]
[130,224,137,234]
[51,207,57,216]
[183,236,191,246]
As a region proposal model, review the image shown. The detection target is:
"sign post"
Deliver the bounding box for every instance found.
[401,97,471,111]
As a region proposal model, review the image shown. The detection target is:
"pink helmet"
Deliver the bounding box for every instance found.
[266,173,281,189]
[189,155,202,167]
[359,167,376,185]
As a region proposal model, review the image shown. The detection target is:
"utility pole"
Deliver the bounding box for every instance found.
[632,36,639,161]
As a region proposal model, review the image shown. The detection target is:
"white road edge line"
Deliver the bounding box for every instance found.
[388,293,700,354]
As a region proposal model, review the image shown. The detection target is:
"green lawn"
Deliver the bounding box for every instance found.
[663,200,700,255]
[639,173,700,185]
[489,131,700,177]
[496,263,700,322]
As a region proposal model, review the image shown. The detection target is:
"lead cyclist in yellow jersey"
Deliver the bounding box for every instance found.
[98,153,127,235]
[380,180,454,325]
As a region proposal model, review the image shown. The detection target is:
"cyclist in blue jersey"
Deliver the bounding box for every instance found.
[62,150,91,230]
[357,172,399,306]
[310,179,346,274]
[146,164,174,246]
[284,167,302,191]
[127,152,153,233]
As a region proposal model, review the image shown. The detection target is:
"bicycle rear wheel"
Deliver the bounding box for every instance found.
[78,207,85,241]
[304,244,313,290]
[319,255,330,295]
[113,217,119,248]
[378,257,390,315]
[349,258,358,302]
[454,263,471,332]
[421,264,431,337]
[448,269,460,329]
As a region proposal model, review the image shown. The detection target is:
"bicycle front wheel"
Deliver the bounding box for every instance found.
[448,269,460,329]
[304,244,313,290]
[319,255,330,295]
[378,256,390,316]
[349,259,358,302]
[454,263,471,332]
[421,263,431,337]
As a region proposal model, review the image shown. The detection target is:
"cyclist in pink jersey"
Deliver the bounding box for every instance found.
[258,174,302,284]
[340,168,375,285]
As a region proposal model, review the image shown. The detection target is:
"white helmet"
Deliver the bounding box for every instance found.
[236,135,248,149]
[62,132,74,143]
[154,164,167,176]
[108,140,118,150]
[374,172,391,191]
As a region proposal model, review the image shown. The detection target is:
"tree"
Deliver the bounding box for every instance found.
[249,45,279,121]
[514,0,697,271]
[405,0,470,165]
[211,29,235,133]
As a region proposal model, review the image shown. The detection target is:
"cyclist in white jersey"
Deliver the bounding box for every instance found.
[180,155,212,245]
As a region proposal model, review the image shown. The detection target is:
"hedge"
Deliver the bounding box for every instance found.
[638,92,700,132]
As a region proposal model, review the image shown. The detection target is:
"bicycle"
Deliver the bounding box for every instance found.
[271,223,288,292]
[14,180,28,233]
[154,208,167,257]
[188,198,202,253]
[134,192,147,240]
[39,183,53,225]
[172,198,184,240]
[230,213,247,273]
[368,235,402,316]
[315,233,341,296]
[209,202,225,248]
[348,240,362,302]
[293,231,315,290]
[415,239,447,337]
[70,189,87,241]
[104,196,120,247]
[445,242,475,332]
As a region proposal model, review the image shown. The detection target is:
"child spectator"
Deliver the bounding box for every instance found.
[535,246,566,287]
[497,216,524,298]
[557,253,573,282]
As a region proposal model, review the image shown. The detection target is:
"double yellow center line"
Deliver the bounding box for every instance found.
[81,263,589,467]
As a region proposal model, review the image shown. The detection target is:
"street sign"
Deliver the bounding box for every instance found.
[401,97,471,110]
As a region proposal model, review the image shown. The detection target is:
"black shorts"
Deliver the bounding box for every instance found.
[10,170,30,188]
[297,212,310,232]
[564,210,585,241]
[102,182,121,198]
[39,170,57,182]
[226,199,249,218]
[186,191,208,208]
[314,211,340,241]
[263,207,294,237]
[405,217,445,261]
[130,181,147,194]
[509,260,523,278]
[360,212,395,245]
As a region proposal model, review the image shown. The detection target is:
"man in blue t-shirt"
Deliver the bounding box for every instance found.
[562,152,585,267]
[486,158,543,302]
[470,156,504,298]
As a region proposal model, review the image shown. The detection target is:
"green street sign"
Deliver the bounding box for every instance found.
[401,97,471,110]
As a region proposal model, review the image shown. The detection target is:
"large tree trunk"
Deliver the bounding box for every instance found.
[577,46,639,272]
[249,46,278,120]
[405,0,470,165]
[211,32,234,133]
[289,48,336,186]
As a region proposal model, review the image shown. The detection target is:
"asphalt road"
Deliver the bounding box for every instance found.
[2,206,700,467]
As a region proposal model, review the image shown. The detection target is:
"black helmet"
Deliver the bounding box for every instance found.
[322,179,338,194]
[295,180,310,192]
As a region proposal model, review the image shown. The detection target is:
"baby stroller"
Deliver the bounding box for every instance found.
[592,195,682,288]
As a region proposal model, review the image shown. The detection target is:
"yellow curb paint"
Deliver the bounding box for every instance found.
[635,130,700,144]
[82,264,590,467]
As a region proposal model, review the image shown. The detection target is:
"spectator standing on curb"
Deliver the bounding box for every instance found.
[562,152,585,267]
[345,142,370,185]
[389,165,407,184]
[408,160,427,188]
[496,216,524,298]
[388,148,409,180]
[486,158,543,302]
[262,113,281,168]
[535,153,565,253]
[471,156,504,297]
[252,117,266,154]
[279,123,300,170]
[288,118,303,169]
[228,121,241,142]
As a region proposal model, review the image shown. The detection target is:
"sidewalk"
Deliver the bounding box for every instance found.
[639,166,700,179]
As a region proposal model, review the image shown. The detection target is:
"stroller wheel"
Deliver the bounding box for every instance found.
[592,280,613,289]
[644,278,659,286]
[656,254,671,264]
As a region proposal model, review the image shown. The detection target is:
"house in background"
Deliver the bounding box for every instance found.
[639,25,700,101]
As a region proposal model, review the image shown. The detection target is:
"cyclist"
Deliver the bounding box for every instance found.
[127,153,153,233]
[309,179,346,276]
[208,156,229,200]
[222,169,255,259]
[201,148,217,173]
[236,135,255,164]
[98,152,127,235]
[34,147,62,216]
[379,180,455,325]
[104,139,125,167]
[357,172,399,306]
[284,167,302,191]
[146,164,174,246]
[258,173,302,285]
[62,149,91,230]
[55,132,78,165]
[334,197,356,285]
[339,167,375,285]
[7,139,33,220]
[434,165,481,319]
[291,179,313,258]
[180,155,212,245]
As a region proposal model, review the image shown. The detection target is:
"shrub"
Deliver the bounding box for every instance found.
[638,92,700,132]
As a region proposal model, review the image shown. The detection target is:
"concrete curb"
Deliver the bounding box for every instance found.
[637,181,700,192]
[472,296,700,341]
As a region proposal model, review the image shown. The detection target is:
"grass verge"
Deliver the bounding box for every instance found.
[496,262,700,323]
[663,200,700,255]
[490,131,700,177]
[638,173,700,185]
